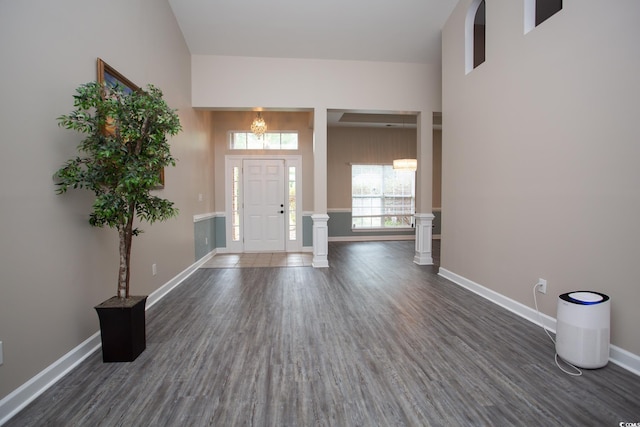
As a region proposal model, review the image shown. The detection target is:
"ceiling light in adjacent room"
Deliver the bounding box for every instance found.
[393,158,417,171]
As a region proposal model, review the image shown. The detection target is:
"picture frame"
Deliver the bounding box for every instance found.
[97,57,138,94]
[97,58,165,189]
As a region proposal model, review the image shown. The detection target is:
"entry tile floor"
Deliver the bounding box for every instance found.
[201,252,314,268]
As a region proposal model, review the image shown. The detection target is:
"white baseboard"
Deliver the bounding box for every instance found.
[0,250,216,426]
[0,333,101,426]
[146,249,216,309]
[609,346,640,377]
[438,267,640,378]
[328,235,416,242]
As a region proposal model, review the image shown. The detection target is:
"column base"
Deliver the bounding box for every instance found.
[312,213,330,268]
[413,213,435,265]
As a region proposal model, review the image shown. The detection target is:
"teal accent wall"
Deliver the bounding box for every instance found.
[194,217,215,261]
[328,211,416,238]
[214,216,226,248]
[198,215,312,256]
[195,212,424,253]
[303,215,313,247]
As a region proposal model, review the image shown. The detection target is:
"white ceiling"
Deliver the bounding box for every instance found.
[168,0,458,65]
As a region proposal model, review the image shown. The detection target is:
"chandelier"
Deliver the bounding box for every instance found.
[250,112,267,138]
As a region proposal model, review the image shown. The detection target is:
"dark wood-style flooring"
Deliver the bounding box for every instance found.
[6,241,640,426]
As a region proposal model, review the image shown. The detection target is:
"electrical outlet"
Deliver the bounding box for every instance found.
[0,341,4,365]
[205,237,208,245]
[537,278,547,294]
[152,264,157,276]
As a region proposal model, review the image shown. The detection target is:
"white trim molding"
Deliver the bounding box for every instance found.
[0,250,216,426]
[413,213,435,265]
[524,0,536,34]
[192,212,223,223]
[329,235,415,243]
[0,334,101,426]
[146,250,216,309]
[438,268,640,377]
[311,213,330,268]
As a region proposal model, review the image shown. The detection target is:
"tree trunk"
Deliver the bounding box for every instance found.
[117,205,136,299]
[117,227,127,298]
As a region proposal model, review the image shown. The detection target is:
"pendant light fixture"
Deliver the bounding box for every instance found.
[250,111,267,138]
[393,158,417,171]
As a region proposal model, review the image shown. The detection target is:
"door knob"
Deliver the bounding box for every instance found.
[280,210,284,214]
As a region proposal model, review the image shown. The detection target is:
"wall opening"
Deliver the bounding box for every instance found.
[465,0,486,73]
[525,0,562,34]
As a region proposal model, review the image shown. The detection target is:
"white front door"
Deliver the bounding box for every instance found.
[243,159,286,252]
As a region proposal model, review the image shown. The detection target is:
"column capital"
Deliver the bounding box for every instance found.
[415,213,435,220]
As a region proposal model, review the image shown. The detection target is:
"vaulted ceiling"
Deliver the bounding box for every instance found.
[168,0,454,127]
[168,0,458,65]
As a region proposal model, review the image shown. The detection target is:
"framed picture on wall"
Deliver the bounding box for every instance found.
[97,58,138,94]
[96,58,165,189]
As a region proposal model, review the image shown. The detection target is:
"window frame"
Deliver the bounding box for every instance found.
[228,131,299,150]
[351,164,416,231]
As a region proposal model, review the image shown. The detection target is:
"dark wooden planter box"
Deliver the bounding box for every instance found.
[95,295,147,363]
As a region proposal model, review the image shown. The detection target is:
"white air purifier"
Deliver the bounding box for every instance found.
[556,291,610,369]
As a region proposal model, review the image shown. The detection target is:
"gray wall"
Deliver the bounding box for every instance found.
[442,0,640,355]
[302,215,314,248]
[432,129,442,208]
[0,0,214,400]
[194,217,216,260]
[328,211,416,239]
[327,127,417,210]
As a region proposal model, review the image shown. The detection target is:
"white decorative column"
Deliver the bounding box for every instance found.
[312,107,329,268]
[312,214,329,268]
[414,213,435,265]
[413,110,434,265]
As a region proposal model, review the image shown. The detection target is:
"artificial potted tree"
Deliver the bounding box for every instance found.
[54,81,181,362]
